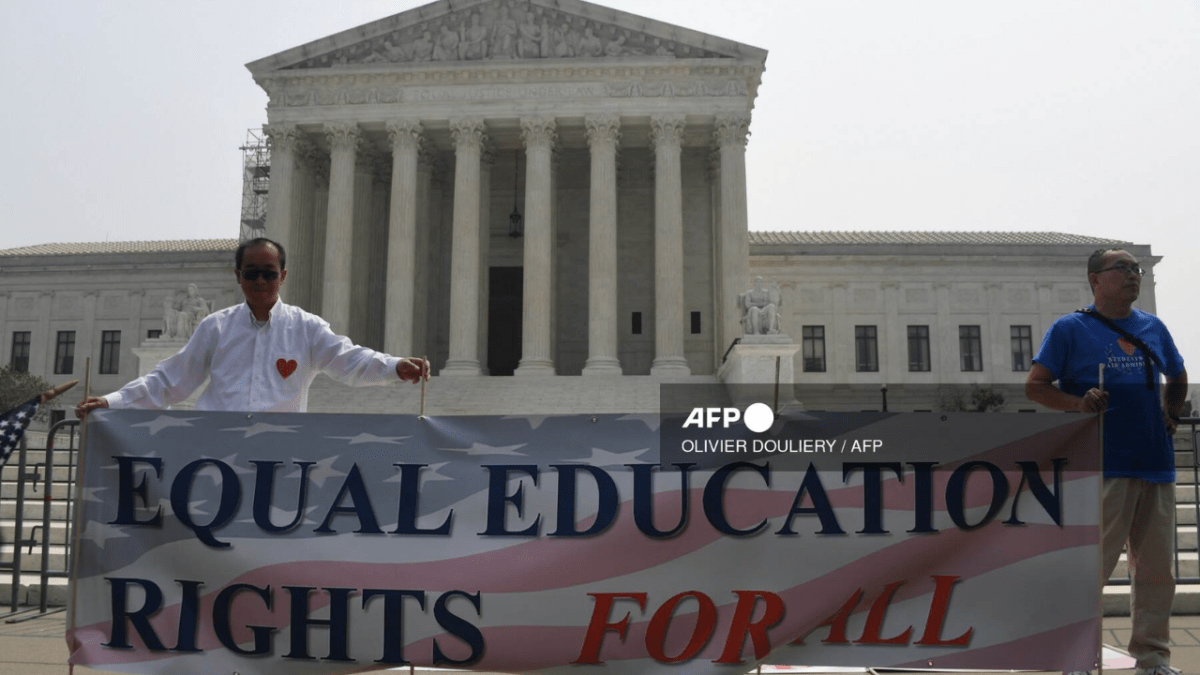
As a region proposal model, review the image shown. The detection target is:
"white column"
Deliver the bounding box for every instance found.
[442,119,487,376]
[350,150,377,346]
[714,116,751,360]
[515,117,557,376]
[309,158,330,314]
[478,143,494,373]
[650,116,691,376]
[414,147,435,363]
[289,145,317,312]
[367,157,391,350]
[384,121,423,358]
[322,122,361,336]
[263,124,302,300]
[583,116,622,375]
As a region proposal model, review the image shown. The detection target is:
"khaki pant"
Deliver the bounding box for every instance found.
[1102,478,1176,669]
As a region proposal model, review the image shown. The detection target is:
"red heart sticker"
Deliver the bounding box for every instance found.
[276,358,298,379]
[1117,338,1136,356]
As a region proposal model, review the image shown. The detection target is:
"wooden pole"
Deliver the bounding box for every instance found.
[66,358,92,667]
[419,355,428,419]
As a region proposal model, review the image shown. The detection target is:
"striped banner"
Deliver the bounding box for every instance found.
[69,410,1100,674]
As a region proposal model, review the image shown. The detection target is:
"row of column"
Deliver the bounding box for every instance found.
[263,114,751,377]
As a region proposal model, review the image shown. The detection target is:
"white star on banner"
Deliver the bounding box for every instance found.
[500,415,553,430]
[81,521,130,551]
[216,454,256,476]
[158,498,210,519]
[383,461,453,484]
[286,455,346,489]
[236,505,320,527]
[130,415,203,435]
[439,442,527,457]
[80,487,107,503]
[221,422,301,438]
[326,433,410,445]
[616,413,661,431]
[566,447,653,467]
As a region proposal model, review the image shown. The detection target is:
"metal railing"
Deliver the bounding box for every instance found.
[2,418,80,623]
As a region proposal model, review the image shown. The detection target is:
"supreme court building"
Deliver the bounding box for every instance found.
[0,0,1173,417]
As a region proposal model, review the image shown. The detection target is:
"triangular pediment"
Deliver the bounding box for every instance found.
[246,0,766,74]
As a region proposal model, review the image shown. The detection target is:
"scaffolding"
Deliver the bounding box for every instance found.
[238,128,270,242]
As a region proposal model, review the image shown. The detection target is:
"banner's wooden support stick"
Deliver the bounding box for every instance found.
[66,359,92,667]
[419,356,428,419]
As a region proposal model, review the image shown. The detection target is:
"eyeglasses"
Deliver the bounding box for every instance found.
[238,269,279,281]
[1096,264,1143,276]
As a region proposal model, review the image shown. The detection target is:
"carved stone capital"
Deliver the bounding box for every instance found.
[520,117,558,150]
[713,115,751,148]
[450,118,488,151]
[263,124,306,154]
[584,116,621,149]
[418,144,437,173]
[385,120,424,153]
[325,122,362,153]
[480,140,496,166]
[649,116,686,149]
[355,147,380,173]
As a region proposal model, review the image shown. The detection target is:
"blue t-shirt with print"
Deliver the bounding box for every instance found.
[1033,306,1184,482]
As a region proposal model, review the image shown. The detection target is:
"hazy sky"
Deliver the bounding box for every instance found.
[2,1,1197,381]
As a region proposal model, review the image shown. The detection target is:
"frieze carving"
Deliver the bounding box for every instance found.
[287,2,725,70]
[263,124,306,153]
[264,77,750,108]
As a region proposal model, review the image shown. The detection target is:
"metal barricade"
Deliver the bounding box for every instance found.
[2,418,80,623]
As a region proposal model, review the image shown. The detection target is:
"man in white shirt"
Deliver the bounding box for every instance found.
[76,237,428,416]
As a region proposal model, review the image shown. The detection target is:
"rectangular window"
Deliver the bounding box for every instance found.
[690,311,701,335]
[1011,325,1034,372]
[631,312,642,335]
[147,329,162,340]
[802,326,826,372]
[100,331,121,375]
[907,325,930,372]
[10,332,30,373]
[54,331,75,375]
[959,325,983,372]
[855,325,879,372]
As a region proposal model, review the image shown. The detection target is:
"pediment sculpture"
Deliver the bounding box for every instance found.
[288,1,724,69]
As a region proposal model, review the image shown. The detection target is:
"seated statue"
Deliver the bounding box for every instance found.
[738,277,783,335]
[163,284,211,340]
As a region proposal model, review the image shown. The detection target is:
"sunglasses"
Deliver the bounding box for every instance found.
[238,269,280,281]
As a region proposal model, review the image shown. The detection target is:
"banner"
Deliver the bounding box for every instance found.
[69,409,1100,674]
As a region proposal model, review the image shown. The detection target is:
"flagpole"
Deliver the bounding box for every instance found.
[66,358,92,667]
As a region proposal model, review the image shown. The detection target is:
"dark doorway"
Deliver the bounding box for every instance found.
[487,267,523,376]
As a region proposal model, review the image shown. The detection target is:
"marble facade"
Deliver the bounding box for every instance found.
[244,0,764,379]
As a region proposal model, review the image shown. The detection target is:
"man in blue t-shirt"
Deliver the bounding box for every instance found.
[1027,248,1188,675]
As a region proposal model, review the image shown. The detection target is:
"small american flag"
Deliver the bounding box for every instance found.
[0,396,39,468]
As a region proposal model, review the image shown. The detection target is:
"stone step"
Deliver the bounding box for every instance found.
[0,545,68,572]
[0,500,73,521]
[1105,583,1200,616]
[0,521,69,545]
[0,464,76,482]
[0,482,73,499]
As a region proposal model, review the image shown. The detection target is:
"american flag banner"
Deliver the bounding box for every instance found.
[68,409,1101,674]
[0,396,39,468]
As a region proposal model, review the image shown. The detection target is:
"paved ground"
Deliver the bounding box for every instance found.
[4,611,1200,675]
